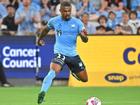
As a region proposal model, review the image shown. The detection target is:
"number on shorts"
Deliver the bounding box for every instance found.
[57,54,65,61]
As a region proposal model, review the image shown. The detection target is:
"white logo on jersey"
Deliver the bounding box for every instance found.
[71,24,75,28]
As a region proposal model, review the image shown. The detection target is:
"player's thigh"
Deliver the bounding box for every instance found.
[51,53,66,73]
[66,55,88,82]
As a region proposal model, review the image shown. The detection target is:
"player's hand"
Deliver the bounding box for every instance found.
[81,29,88,37]
[80,29,88,43]
[37,39,45,46]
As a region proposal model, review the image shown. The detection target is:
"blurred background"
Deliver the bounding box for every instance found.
[0,0,140,105]
[0,0,140,87]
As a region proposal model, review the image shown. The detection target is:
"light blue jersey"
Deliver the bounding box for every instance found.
[47,16,85,57]
[15,4,39,35]
[0,3,7,19]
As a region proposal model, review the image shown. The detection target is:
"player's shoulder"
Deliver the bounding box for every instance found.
[71,16,81,21]
[71,16,82,24]
[49,16,61,22]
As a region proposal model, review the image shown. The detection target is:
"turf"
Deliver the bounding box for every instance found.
[0,86,140,105]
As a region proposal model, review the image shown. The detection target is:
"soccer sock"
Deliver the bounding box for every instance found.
[41,69,56,93]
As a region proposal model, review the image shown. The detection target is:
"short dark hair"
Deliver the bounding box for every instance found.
[98,15,108,23]
[81,12,89,16]
[6,4,15,9]
[60,1,71,8]
[109,11,116,16]
[129,10,137,18]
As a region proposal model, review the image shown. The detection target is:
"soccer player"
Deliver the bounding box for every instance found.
[37,1,88,104]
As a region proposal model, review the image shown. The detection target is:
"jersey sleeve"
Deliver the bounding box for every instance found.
[47,18,54,29]
[15,9,21,20]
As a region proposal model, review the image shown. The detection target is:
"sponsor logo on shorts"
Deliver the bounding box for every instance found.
[79,62,83,67]
[105,73,127,83]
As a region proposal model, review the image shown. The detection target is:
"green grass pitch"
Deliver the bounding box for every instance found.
[0,86,140,105]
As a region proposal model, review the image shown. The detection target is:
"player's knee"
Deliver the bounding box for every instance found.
[81,77,88,82]
[50,63,62,73]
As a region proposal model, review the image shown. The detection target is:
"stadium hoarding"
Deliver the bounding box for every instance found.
[69,36,140,86]
[0,36,69,79]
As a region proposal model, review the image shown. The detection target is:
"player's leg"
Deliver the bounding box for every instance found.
[40,63,61,92]
[38,63,61,104]
[67,55,88,82]
[74,70,88,82]
[38,53,65,104]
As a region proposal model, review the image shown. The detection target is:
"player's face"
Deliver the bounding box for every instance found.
[60,6,71,20]
[23,0,31,7]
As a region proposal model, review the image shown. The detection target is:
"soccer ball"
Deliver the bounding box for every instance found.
[86,97,101,105]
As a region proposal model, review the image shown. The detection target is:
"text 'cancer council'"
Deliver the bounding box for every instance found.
[123,47,140,65]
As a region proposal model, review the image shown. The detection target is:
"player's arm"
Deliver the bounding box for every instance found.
[37,17,54,46]
[79,29,88,43]
[37,26,50,46]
